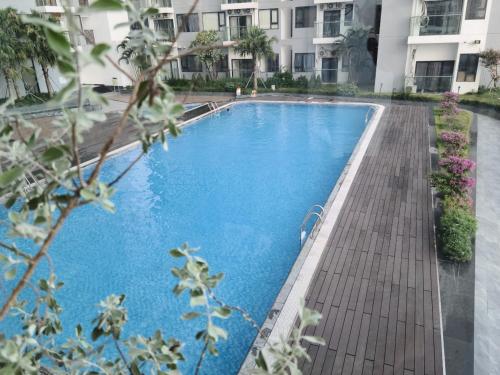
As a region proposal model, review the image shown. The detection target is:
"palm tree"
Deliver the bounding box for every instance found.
[25,12,58,98]
[0,8,28,99]
[336,28,372,85]
[234,26,276,92]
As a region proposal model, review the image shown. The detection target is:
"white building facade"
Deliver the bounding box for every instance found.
[1,0,499,98]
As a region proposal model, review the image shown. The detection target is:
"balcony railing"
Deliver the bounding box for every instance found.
[223,26,250,40]
[315,21,342,38]
[222,0,257,3]
[36,0,59,6]
[406,75,453,93]
[148,0,172,7]
[410,14,462,36]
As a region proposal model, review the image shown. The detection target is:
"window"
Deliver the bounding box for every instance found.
[466,0,488,19]
[176,14,199,32]
[415,60,455,92]
[457,54,479,82]
[267,54,280,72]
[295,6,316,28]
[153,19,174,34]
[259,9,279,29]
[294,53,315,72]
[215,55,229,73]
[203,12,225,31]
[231,59,253,78]
[181,55,202,72]
[341,53,349,72]
[344,4,353,26]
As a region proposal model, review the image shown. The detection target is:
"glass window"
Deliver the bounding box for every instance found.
[215,55,229,73]
[457,54,479,82]
[344,4,353,26]
[294,53,315,72]
[295,6,316,28]
[180,55,202,72]
[203,13,219,31]
[176,14,199,32]
[259,9,279,30]
[266,54,280,72]
[466,0,488,19]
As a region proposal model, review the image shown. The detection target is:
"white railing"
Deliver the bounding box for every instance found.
[314,21,342,38]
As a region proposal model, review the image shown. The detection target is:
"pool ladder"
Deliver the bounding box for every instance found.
[208,101,219,112]
[300,205,325,247]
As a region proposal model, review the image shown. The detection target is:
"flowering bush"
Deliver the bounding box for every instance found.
[439,156,476,175]
[440,131,468,155]
[440,91,460,116]
[431,156,476,197]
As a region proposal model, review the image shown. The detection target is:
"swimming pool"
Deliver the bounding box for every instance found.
[2,102,373,374]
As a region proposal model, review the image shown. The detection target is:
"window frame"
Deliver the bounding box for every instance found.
[294,53,315,72]
[180,54,203,72]
[295,6,316,28]
[457,54,479,82]
[176,13,200,33]
[465,0,488,20]
[266,53,280,73]
[259,9,279,30]
[344,4,353,26]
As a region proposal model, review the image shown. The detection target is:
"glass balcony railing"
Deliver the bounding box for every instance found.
[315,21,342,38]
[223,26,250,40]
[222,0,257,3]
[406,75,453,93]
[148,0,172,7]
[410,14,462,36]
[36,0,59,6]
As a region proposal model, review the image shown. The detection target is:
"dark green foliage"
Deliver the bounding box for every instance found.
[440,198,477,262]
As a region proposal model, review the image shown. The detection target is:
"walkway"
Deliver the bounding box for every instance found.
[299,105,443,375]
[474,114,500,375]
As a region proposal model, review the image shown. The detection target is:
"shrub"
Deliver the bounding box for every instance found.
[440,131,468,155]
[440,201,477,262]
[432,156,475,197]
[440,91,460,116]
[295,75,309,88]
[335,83,359,97]
[266,71,295,88]
[439,156,475,175]
[308,75,322,89]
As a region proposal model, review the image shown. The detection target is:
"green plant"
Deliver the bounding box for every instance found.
[336,28,372,84]
[0,1,323,373]
[335,83,359,97]
[190,30,224,80]
[479,48,500,90]
[440,200,477,262]
[234,26,276,91]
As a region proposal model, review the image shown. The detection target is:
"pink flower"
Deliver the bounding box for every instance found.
[439,156,475,175]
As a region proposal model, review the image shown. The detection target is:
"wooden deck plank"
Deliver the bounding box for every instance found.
[301,105,443,375]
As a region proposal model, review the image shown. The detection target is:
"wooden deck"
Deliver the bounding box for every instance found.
[299,105,443,375]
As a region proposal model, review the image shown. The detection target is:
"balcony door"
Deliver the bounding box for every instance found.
[415,60,454,92]
[323,10,340,37]
[229,15,251,39]
[322,57,338,83]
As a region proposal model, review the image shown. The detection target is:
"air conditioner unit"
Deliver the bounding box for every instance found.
[227,10,233,15]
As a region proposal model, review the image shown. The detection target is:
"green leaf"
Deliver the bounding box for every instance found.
[181,312,201,320]
[41,147,65,164]
[213,306,231,319]
[4,268,16,281]
[45,29,71,58]
[91,43,111,57]
[90,0,124,11]
[57,59,76,75]
[169,248,185,258]
[0,166,24,188]
[302,335,326,346]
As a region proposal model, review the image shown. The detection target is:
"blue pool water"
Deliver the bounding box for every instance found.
[2,102,371,374]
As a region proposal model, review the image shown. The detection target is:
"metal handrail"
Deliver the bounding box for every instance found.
[300,205,325,246]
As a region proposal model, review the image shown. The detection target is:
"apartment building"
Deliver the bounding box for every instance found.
[376,0,495,94]
[0,0,499,99]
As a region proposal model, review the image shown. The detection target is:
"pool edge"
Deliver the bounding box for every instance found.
[237,101,385,374]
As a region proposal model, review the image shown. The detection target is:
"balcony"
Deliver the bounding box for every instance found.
[221,0,258,11]
[147,0,173,13]
[35,0,64,13]
[410,14,462,37]
[313,21,343,44]
[222,26,250,41]
[405,75,453,93]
